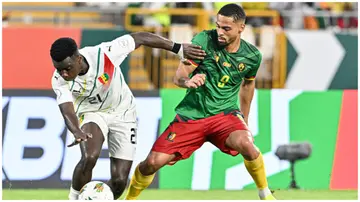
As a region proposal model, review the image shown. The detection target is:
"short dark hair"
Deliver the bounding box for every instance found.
[218,3,246,22]
[50,37,78,62]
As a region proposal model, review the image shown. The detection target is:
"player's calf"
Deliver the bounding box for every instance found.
[71,153,100,190]
[125,152,176,200]
[108,158,133,199]
[108,176,127,199]
[226,130,275,200]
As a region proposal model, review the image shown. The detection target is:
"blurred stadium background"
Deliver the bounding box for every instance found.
[2,1,358,200]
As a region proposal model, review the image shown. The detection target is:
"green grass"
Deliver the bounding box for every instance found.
[2,189,358,200]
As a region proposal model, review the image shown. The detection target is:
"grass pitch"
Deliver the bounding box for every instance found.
[2,189,358,200]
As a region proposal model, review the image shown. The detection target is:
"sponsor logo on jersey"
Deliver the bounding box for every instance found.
[166,132,176,142]
[239,63,245,72]
[98,73,109,84]
[222,62,231,68]
[214,52,220,63]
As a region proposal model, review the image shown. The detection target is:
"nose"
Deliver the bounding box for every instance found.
[61,70,69,77]
[217,29,224,36]
[60,70,71,80]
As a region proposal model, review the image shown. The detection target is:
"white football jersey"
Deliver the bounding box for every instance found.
[51,34,137,122]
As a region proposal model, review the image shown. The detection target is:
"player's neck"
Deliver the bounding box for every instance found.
[79,56,89,76]
[225,37,241,53]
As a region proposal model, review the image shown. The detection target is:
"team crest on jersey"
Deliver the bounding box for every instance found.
[166,132,176,142]
[239,63,245,72]
[223,62,231,68]
[214,53,220,62]
[98,73,109,84]
[79,114,85,124]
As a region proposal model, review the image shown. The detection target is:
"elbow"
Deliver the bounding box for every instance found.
[130,32,146,46]
[241,80,255,90]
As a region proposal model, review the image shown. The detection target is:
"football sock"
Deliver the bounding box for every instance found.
[244,153,272,198]
[259,187,272,199]
[68,186,80,200]
[125,165,155,200]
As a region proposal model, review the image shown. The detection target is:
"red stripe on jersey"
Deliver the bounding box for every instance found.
[103,53,115,85]
[187,59,199,68]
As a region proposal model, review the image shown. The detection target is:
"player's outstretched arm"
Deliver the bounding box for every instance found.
[58,102,92,147]
[239,79,255,125]
[130,32,206,60]
[173,61,205,88]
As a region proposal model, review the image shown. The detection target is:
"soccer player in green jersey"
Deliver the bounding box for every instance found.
[125,3,276,200]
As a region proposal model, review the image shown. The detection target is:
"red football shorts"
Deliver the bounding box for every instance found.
[151,110,249,164]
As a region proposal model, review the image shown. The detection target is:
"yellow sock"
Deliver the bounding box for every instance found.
[125,165,155,200]
[244,152,268,189]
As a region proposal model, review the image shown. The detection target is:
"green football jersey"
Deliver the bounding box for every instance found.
[175,29,262,120]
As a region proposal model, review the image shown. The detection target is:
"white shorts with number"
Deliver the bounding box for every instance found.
[79,109,137,160]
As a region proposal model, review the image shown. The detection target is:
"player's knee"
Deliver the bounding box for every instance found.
[146,157,160,171]
[110,176,127,195]
[234,131,253,147]
[82,153,99,170]
[232,131,258,158]
[144,154,166,174]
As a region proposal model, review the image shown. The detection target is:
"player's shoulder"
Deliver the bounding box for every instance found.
[51,70,66,87]
[241,39,262,60]
[79,45,100,56]
[193,29,217,41]
[192,29,218,49]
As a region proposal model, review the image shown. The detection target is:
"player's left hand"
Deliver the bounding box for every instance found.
[185,73,206,88]
[182,44,206,60]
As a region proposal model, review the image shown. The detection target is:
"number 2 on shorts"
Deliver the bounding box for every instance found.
[130,128,137,144]
[218,75,230,88]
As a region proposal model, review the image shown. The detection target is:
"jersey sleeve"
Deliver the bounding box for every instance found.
[99,34,136,67]
[51,72,73,105]
[187,31,209,68]
[244,51,262,81]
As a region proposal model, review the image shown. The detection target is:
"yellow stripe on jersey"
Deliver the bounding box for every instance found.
[100,105,112,112]
[187,59,199,68]
[244,76,255,81]
[74,79,87,106]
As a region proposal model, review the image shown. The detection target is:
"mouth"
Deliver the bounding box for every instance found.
[218,37,226,43]
[63,77,73,81]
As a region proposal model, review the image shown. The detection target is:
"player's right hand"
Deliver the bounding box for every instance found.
[185,74,206,88]
[182,44,206,60]
[67,130,93,147]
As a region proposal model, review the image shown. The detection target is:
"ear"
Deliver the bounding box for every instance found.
[239,23,245,33]
[77,55,82,63]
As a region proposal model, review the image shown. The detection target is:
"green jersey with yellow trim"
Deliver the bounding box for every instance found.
[175,29,262,120]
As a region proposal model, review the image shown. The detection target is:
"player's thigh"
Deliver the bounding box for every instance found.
[79,113,109,157]
[152,119,206,163]
[107,121,137,160]
[207,111,250,156]
[225,130,254,152]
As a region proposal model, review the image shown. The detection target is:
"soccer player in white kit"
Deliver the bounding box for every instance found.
[50,32,206,200]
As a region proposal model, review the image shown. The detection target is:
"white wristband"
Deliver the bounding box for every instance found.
[177,45,184,59]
